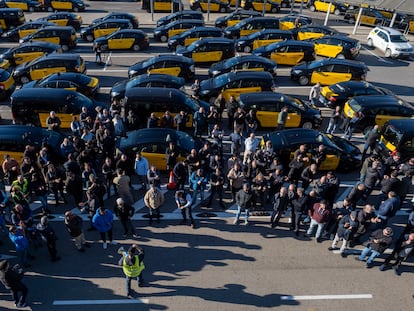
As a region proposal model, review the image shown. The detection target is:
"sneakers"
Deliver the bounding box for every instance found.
[233,219,238,224]
[16,302,27,308]
[340,252,347,258]
[103,242,107,249]
[110,240,118,245]
[132,234,139,239]
[366,262,373,269]
[379,264,386,271]
[392,266,401,275]
[328,247,339,251]
[244,221,249,226]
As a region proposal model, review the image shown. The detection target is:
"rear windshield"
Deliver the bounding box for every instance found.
[382,124,403,147]
[347,98,361,112]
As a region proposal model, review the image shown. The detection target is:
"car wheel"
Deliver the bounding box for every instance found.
[302,122,313,129]
[160,35,168,42]
[132,44,140,52]
[349,17,356,24]
[61,44,69,52]
[47,6,53,12]
[220,7,226,13]
[73,7,79,12]
[385,49,392,58]
[101,44,108,51]
[175,44,183,50]
[367,38,373,47]
[281,2,288,8]
[196,7,202,12]
[243,46,251,53]
[29,6,35,12]
[271,7,278,13]
[86,34,94,42]
[20,76,30,84]
[336,53,345,59]
[298,75,309,86]
[310,5,316,12]
[334,9,340,15]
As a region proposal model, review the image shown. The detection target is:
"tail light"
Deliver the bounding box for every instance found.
[0,84,4,90]
[144,36,149,42]
[329,96,336,102]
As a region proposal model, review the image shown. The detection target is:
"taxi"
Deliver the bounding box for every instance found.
[93,29,150,52]
[2,20,55,42]
[208,55,277,77]
[21,72,99,97]
[342,95,414,133]
[0,8,25,30]
[0,0,41,12]
[252,40,315,66]
[377,119,414,161]
[312,35,360,59]
[167,26,223,50]
[20,26,77,51]
[262,128,362,171]
[141,0,182,13]
[239,92,321,129]
[37,12,82,30]
[128,54,195,81]
[175,37,235,64]
[344,8,390,26]
[110,73,185,105]
[12,53,86,84]
[318,80,392,109]
[215,8,262,28]
[80,19,132,42]
[153,19,204,42]
[279,14,312,30]
[197,71,276,103]
[290,58,368,86]
[293,25,339,40]
[116,128,201,170]
[224,16,279,39]
[308,0,348,15]
[92,12,139,29]
[157,10,203,27]
[241,0,280,13]
[190,0,230,13]
[43,0,85,12]
[236,29,294,53]
[0,41,62,69]
[0,68,15,100]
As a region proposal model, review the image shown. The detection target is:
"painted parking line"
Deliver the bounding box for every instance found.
[53,299,149,305]
[281,294,373,301]
[361,46,393,64]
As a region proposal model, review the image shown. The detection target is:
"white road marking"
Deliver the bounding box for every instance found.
[281,294,373,300]
[361,46,393,64]
[53,299,149,305]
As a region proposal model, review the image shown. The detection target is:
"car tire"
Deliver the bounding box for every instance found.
[367,38,373,47]
[160,35,168,42]
[29,7,35,12]
[334,9,340,15]
[47,6,53,12]
[302,122,313,129]
[73,7,79,12]
[243,46,252,53]
[175,44,183,50]
[281,2,288,8]
[298,75,309,86]
[310,5,316,12]
[385,48,392,58]
[195,7,202,12]
[220,7,226,13]
[86,34,94,42]
[62,44,69,52]
[101,44,108,51]
[20,76,30,84]
[132,44,140,52]
[271,7,278,13]
[349,17,356,24]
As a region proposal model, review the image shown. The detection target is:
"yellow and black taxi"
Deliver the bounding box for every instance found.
[37,12,82,30]
[342,94,414,133]
[168,26,223,50]
[224,16,279,39]
[128,54,195,81]
[0,68,15,100]
[116,128,202,170]
[0,125,64,163]
[11,88,99,129]
[262,128,362,171]
[241,0,280,13]
[175,37,235,64]
[312,35,360,59]
[377,119,414,161]
[279,14,312,30]
[308,0,348,15]
[197,71,276,103]
[125,87,209,129]
[93,29,150,52]
[2,20,55,42]
[110,73,185,105]
[0,41,62,69]
[153,18,204,42]
[157,10,203,27]
[21,72,99,97]
[20,26,77,51]
[80,19,132,42]
[239,92,321,129]
[208,55,277,77]
[12,53,85,84]
[252,40,315,66]
[318,80,392,109]
[43,0,85,12]
[0,0,42,12]
[290,58,368,86]
[190,0,230,13]
[215,8,262,28]
[344,7,390,26]
[92,12,139,29]
[292,25,338,40]
[236,29,294,53]
[141,0,182,13]
[0,8,25,30]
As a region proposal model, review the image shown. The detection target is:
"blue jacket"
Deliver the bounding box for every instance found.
[377,196,401,220]
[9,229,28,251]
[189,171,207,191]
[92,208,114,233]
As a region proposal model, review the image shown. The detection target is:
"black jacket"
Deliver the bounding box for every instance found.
[235,189,253,210]
[272,193,289,211]
[369,229,393,253]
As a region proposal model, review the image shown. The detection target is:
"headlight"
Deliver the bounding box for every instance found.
[19,39,24,43]
[128,70,137,77]
[80,29,86,34]
[237,41,245,45]
[190,65,195,72]
[169,39,176,44]
[200,90,210,95]
[111,91,120,97]
[154,30,161,35]
[292,70,302,75]
[212,70,220,76]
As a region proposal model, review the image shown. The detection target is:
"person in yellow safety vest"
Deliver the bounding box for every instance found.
[118,244,145,298]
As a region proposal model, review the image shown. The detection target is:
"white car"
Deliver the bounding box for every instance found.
[367,26,413,59]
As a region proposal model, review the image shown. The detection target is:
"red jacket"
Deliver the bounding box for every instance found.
[309,203,331,224]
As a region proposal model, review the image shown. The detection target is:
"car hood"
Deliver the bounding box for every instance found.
[252,46,266,54]
[21,80,38,89]
[94,36,108,44]
[110,79,128,94]
[199,78,214,91]
[328,134,361,156]
[175,46,189,55]
[208,60,226,73]
[292,62,309,71]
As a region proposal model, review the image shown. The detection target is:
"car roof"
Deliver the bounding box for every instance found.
[231,55,273,62]
[195,37,233,44]
[132,73,184,84]
[374,26,404,35]
[0,125,44,139]
[384,119,414,134]
[20,41,59,48]
[225,71,274,79]
[11,88,89,100]
[35,53,81,61]
[150,54,193,62]
[269,129,322,146]
[276,39,314,47]
[319,34,356,42]
[125,87,186,99]
[350,95,411,107]
[43,72,87,80]
[317,58,367,67]
[93,19,131,25]
[333,80,377,91]
[35,26,75,31]
[166,19,204,27]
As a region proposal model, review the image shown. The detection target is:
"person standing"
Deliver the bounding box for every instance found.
[118,244,145,298]
[173,160,188,190]
[270,187,289,228]
[356,227,393,268]
[94,44,102,65]
[343,111,363,140]
[309,82,321,106]
[114,198,137,238]
[234,184,254,225]
[326,106,341,135]
[379,233,414,275]
[306,200,332,243]
[46,111,62,133]
[362,125,380,159]
[175,190,194,228]
[8,225,30,268]
[174,110,188,132]
[329,211,359,257]
[92,207,117,249]
[113,169,134,206]
[207,168,225,209]
[37,216,61,262]
[193,107,206,138]
[134,152,149,191]
[277,106,289,130]
[227,162,245,203]
[226,95,239,130]
[0,260,28,308]
[291,187,308,236]
[64,211,89,252]
[189,168,207,204]
[144,183,165,225]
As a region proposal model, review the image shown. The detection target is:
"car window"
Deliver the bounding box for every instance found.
[332,64,350,73]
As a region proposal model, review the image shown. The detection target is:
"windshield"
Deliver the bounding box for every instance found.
[382,125,402,147]
[347,98,361,112]
[390,35,408,43]
[71,93,92,108]
[185,96,200,111]
[213,74,230,88]
[308,59,325,70]
[223,57,239,67]
[175,130,195,152]
[329,83,345,93]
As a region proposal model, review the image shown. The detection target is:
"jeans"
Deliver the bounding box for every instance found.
[181,206,194,223]
[306,219,326,239]
[100,229,113,243]
[270,210,283,228]
[74,232,86,250]
[332,234,349,253]
[359,246,381,264]
[149,208,160,223]
[192,188,205,203]
[17,249,28,267]
[235,205,249,223]
[125,274,143,295]
[326,121,338,134]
